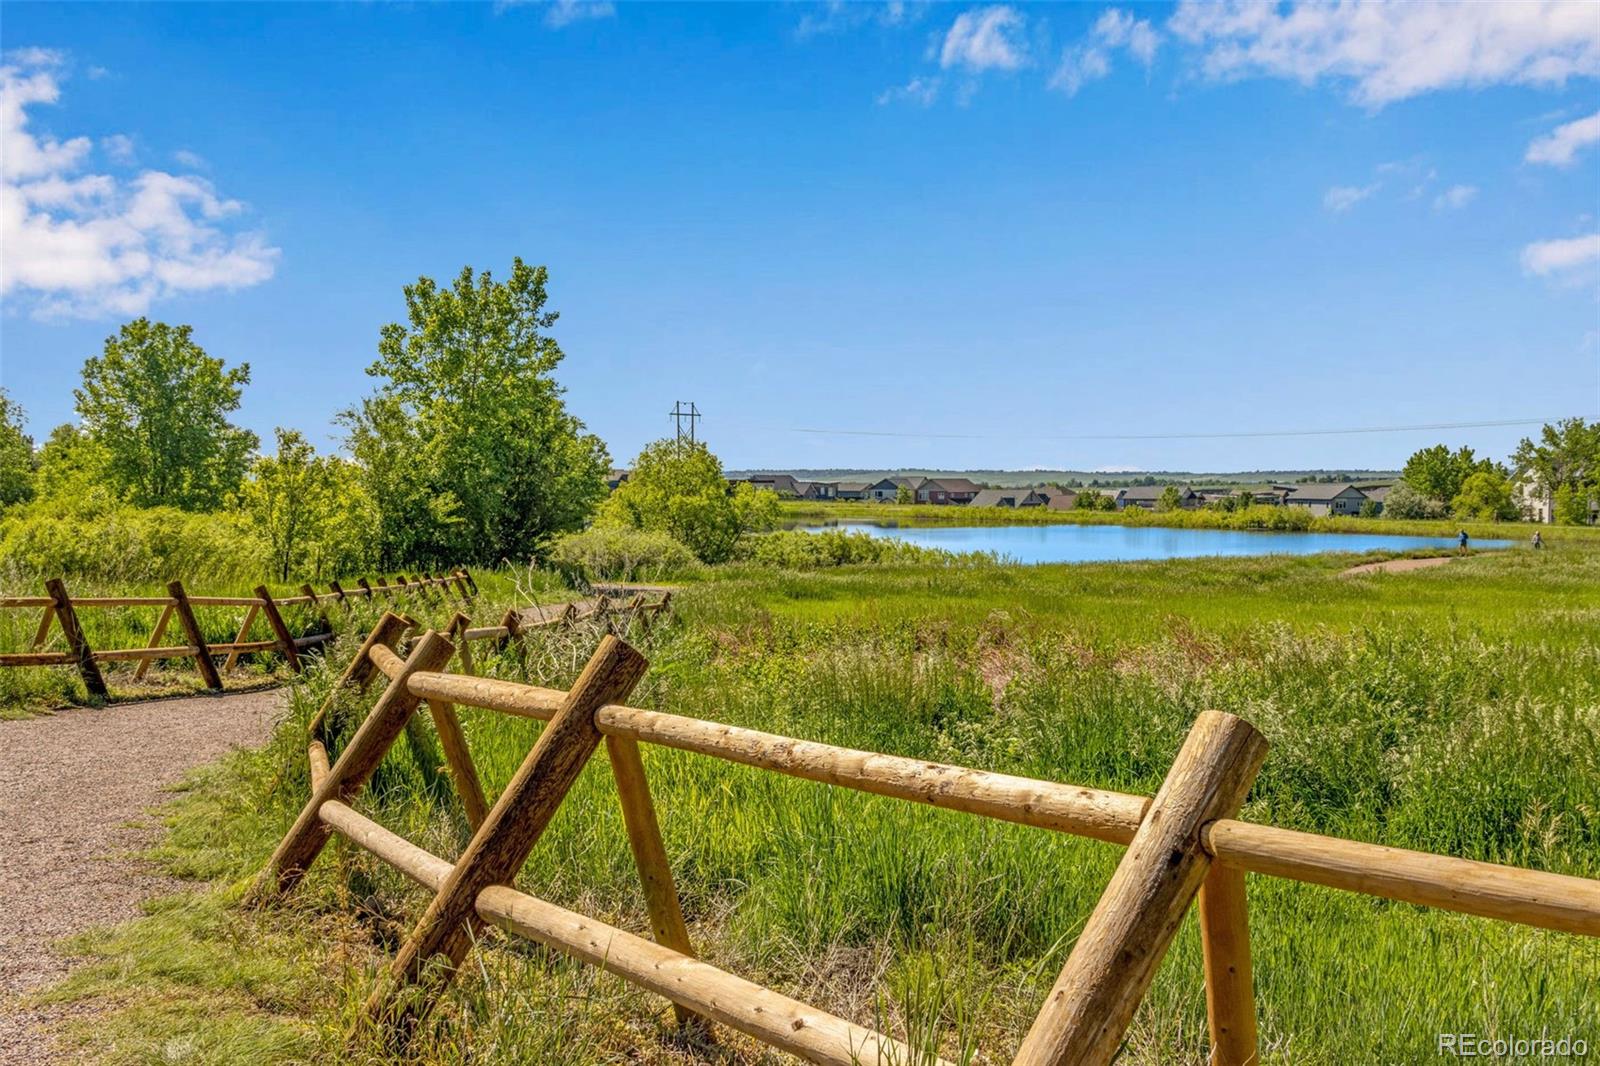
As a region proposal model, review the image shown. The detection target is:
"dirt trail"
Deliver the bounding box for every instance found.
[0,690,285,1065]
[1340,555,1457,577]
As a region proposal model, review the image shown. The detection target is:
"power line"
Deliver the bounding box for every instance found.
[670,400,701,444]
[783,416,1572,443]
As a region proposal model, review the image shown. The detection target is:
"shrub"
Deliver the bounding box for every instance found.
[0,504,266,587]
[546,526,700,583]
[733,529,979,569]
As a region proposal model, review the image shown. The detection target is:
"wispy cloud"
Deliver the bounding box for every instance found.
[1050,7,1160,96]
[1169,0,1600,107]
[876,76,940,107]
[1433,184,1478,211]
[100,133,135,165]
[495,0,616,27]
[939,6,1028,73]
[1521,232,1600,277]
[1525,108,1600,167]
[1323,183,1379,212]
[797,1,915,41]
[1,48,279,320]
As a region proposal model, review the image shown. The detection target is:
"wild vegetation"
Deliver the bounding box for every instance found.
[25,541,1600,1064]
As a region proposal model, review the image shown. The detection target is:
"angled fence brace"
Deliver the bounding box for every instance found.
[30,605,56,650]
[168,580,222,691]
[364,635,649,1033]
[46,578,106,699]
[255,586,301,674]
[132,603,176,681]
[307,611,413,743]
[1011,710,1268,1066]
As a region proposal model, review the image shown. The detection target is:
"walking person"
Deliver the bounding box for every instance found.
[1458,528,1469,554]
[1532,530,1543,550]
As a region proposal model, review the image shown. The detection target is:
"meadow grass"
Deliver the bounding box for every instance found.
[29,543,1600,1064]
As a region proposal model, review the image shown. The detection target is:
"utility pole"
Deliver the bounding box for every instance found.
[670,401,701,444]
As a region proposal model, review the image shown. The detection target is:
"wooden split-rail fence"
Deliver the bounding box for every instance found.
[255,626,1600,1066]
[0,570,478,698]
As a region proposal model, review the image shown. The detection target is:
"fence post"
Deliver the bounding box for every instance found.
[167,580,222,691]
[366,635,649,1033]
[496,607,522,651]
[1200,864,1259,1066]
[307,611,412,741]
[358,578,375,600]
[45,578,107,699]
[446,612,475,675]
[301,583,332,633]
[426,698,490,830]
[458,567,479,597]
[375,577,392,600]
[606,734,704,1030]
[253,630,456,902]
[450,570,472,602]
[328,580,350,611]
[1011,710,1268,1066]
[132,603,175,681]
[254,586,301,673]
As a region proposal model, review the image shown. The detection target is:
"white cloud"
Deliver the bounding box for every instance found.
[1050,7,1160,96]
[877,76,940,107]
[1526,108,1600,166]
[1433,184,1478,210]
[940,6,1028,73]
[542,0,615,28]
[0,49,279,320]
[1323,182,1378,212]
[173,148,206,169]
[100,133,135,165]
[1520,232,1600,276]
[798,1,915,40]
[1169,0,1600,107]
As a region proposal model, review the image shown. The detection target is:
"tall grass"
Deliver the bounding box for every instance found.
[35,545,1600,1063]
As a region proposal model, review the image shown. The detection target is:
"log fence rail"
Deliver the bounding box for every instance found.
[256,621,1600,1066]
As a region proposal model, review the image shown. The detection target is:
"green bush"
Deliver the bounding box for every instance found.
[0,505,266,587]
[733,529,982,569]
[545,526,700,583]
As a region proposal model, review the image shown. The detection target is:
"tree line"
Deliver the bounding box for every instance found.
[0,258,773,584]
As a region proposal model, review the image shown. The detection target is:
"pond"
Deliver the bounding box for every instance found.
[803,521,1514,565]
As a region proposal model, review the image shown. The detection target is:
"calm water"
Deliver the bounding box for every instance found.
[807,521,1513,565]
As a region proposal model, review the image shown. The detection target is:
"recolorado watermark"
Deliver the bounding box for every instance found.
[1439,1033,1589,1058]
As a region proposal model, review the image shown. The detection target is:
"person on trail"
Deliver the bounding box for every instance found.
[1532,530,1543,550]
[1458,529,1469,553]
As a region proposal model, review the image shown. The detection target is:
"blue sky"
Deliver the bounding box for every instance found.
[3,1,1598,473]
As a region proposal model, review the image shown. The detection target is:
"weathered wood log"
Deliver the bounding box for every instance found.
[1200,864,1258,1066]
[366,636,649,1031]
[1012,710,1268,1066]
[29,605,55,650]
[0,651,76,666]
[93,645,196,662]
[328,580,349,610]
[451,570,472,602]
[253,629,455,902]
[45,578,106,698]
[254,586,300,673]
[132,603,175,680]
[426,699,489,829]
[458,568,478,597]
[606,734,703,1029]
[308,740,330,790]
[167,580,222,691]
[357,578,375,598]
[306,612,412,741]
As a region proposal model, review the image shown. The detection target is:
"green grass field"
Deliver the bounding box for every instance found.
[24,540,1600,1064]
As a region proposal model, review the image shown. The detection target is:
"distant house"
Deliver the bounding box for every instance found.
[797,481,837,500]
[1356,484,1392,514]
[1044,489,1079,511]
[917,477,983,505]
[1119,485,1200,511]
[745,473,804,497]
[607,468,630,490]
[835,481,871,501]
[1283,483,1367,516]
[866,476,926,502]
[969,487,1051,508]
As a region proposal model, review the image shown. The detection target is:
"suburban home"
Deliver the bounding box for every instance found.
[917,477,982,505]
[607,468,630,490]
[1118,485,1200,511]
[866,476,926,502]
[1356,484,1392,514]
[796,481,837,500]
[969,487,1051,508]
[744,473,804,497]
[1045,489,1079,511]
[1283,483,1368,516]
[834,481,871,501]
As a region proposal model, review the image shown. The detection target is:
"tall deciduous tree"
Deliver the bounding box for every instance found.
[1512,418,1599,524]
[1400,444,1503,506]
[342,259,609,565]
[74,319,257,510]
[0,389,36,508]
[599,438,777,563]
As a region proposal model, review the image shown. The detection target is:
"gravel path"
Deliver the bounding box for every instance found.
[0,690,286,1065]
[1340,555,1457,577]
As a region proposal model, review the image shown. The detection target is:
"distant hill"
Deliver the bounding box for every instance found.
[726,468,1400,489]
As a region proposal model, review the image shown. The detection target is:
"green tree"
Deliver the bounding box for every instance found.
[342,259,608,565]
[235,429,369,581]
[1450,470,1517,522]
[1075,490,1116,512]
[1358,498,1381,519]
[29,425,114,512]
[1382,481,1445,520]
[1512,418,1599,525]
[895,482,914,505]
[74,319,256,510]
[599,439,777,563]
[0,389,36,508]
[1400,444,1501,507]
[1156,485,1184,512]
